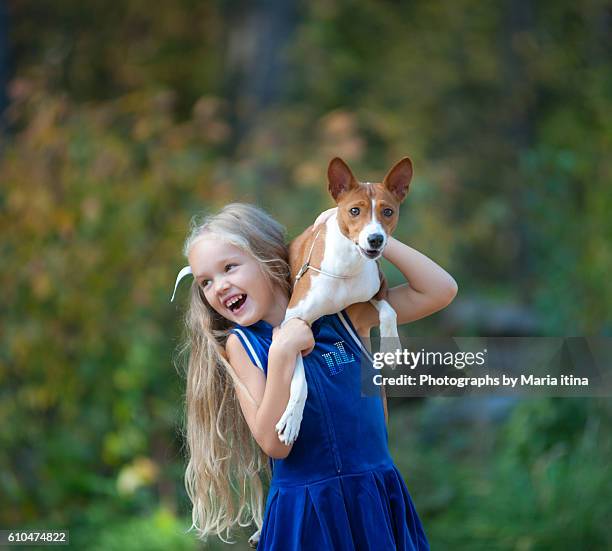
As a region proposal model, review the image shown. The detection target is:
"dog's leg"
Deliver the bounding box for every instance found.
[274,311,309,445]
[275,353,308,444]
[370,299,402,366]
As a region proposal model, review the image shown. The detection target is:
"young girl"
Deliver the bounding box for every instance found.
[171,202,457,550]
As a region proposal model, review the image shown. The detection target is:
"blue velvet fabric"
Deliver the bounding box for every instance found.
[230,310,430,551]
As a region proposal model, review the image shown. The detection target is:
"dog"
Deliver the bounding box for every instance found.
[274,156,412,445]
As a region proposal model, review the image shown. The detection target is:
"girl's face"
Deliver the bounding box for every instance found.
[188,233,278,326]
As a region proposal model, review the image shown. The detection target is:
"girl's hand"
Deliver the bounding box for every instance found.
[311,207,338,232]
[272,319,315,357]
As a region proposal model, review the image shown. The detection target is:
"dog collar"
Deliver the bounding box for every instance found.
[295,229,360,282]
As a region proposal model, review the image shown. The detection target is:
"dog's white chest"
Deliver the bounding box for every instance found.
[319,258,379,306]
[286,218,381,323]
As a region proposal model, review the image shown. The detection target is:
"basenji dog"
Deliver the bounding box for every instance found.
[275,156,413,445]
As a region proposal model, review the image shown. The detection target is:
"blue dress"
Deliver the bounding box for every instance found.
[231,310,430,551]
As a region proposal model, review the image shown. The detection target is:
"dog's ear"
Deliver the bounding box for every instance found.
[382,157,412,202]
[328,157,359,201]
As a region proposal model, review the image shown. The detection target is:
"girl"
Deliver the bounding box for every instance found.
[171,202,457,550]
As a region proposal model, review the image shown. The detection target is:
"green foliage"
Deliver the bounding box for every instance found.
[389,399,612,550]
[87,508,196,551]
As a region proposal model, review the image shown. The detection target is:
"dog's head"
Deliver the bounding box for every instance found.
[327,157,412,260]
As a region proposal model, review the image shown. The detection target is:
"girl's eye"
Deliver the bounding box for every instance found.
[224,263,236,272]
[349,207,360,216]
[382,208,394,217]
[200,280,211,288]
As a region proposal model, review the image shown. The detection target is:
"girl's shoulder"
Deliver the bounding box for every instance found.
[227,322,270,374]
[225,331,265,374]
[344,302,378,338]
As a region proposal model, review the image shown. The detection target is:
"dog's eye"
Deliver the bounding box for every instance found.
[382,208,394,217]
[349,207,360,216]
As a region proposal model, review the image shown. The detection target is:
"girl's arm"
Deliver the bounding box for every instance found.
[226,319,314,459]
[383,237,458,325]
[226,337,291,459]
[347,236,458,331]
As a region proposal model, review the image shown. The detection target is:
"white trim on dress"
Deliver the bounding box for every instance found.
[232,328,265,371]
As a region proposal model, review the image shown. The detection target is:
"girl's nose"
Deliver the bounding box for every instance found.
[216,276,230,294]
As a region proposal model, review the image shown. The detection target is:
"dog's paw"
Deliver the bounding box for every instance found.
[275,401,294,440]
[275,406,302,445]
[248,528,261,548]
[275,400,305,445]
[284,408,304,444]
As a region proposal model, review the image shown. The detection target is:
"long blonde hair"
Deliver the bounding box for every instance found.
[175,203,291,543]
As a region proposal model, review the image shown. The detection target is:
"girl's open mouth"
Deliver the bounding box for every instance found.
[225,293,247,313]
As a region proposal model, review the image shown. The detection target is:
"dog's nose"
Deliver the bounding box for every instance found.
[367,233,384,249]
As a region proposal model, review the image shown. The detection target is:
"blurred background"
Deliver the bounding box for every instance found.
[2,0,611,549]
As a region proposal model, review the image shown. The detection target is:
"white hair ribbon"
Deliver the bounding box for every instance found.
[170,265,193,302]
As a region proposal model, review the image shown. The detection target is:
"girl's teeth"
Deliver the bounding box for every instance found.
[226,294,244,308]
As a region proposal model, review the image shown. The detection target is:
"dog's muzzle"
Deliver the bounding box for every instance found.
[358,245,383,260]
